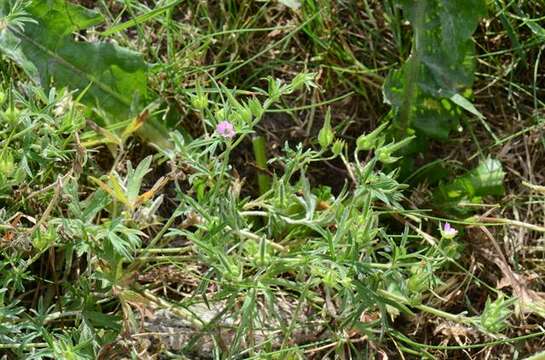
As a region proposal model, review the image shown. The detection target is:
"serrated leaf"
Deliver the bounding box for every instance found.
[108,231,132,259]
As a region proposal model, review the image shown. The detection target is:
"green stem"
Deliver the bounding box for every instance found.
[252,135,271,195]
[0,343,47,349]
[378,289,475,326]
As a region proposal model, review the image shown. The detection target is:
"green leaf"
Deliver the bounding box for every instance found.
[396,0,486,96]
[526,20,545,38]
[434,158,505,213]
[450,93,484,120]
[450,93,498,141]
[83,310,121,331]
[384,65,463,140]
[0,0,146,120]
[384,0,486,139]
[105,220,142,259]
[0,0,170,148]
[126,156,152,205]
[479,294,514,333]
[81,190,111,223]
[26,0,103,36]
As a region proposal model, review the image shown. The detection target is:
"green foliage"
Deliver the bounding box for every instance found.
[0,0,169,147]
[479,294,514,333]
[0,0,542,358]
[435,157,505,213]
[384,0,486,139]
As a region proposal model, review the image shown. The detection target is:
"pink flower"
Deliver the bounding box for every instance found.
[441,222,458,239]
[216,121,236,139]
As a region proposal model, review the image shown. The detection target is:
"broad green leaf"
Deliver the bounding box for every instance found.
[0,0,170,148]
[26,0,103,36]
[83,310,121,331]
[0,0,145,121]
[384,68,461,139]
[384,0,486,139]
[434,158,505,213]
[466,158,505,197]
[397,0,486,95]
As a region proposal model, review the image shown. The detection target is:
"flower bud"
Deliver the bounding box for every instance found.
[3,107,20,124]
[0,151,15,177]
[332,139,345,156]
[356,121,389,151]
[191,94,208,111]
[191,83,208,111]
[290,72,316,92]
[318,109,334,149]
[376,135,415,164]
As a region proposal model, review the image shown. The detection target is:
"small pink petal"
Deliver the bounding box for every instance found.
[216,121,236,138]
[442,222,458,237]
